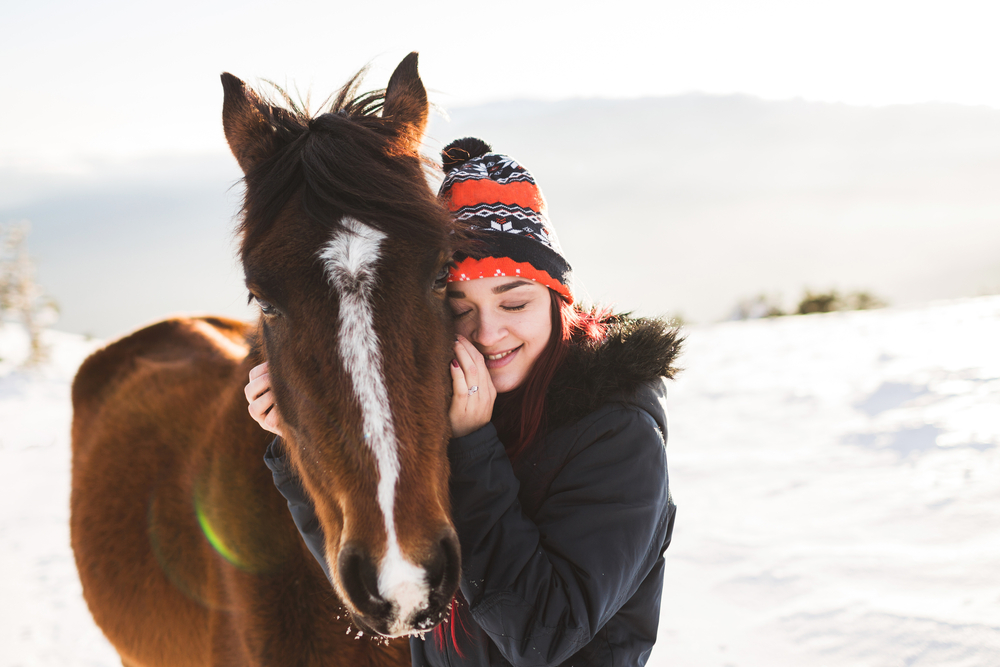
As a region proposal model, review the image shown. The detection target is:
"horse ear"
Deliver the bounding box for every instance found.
[221,73,277,174]
[382,52,428,152]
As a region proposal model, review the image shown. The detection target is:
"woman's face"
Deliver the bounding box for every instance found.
[446,277,553,393]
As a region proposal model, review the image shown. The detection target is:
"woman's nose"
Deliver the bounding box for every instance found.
[471,312,505,347]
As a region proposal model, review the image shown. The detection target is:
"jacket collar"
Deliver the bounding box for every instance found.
[546,312,683,432]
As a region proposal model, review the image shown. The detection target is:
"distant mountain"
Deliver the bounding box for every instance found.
[3,95,999,336]
[430,96,1000,322]
[0,155,250,337]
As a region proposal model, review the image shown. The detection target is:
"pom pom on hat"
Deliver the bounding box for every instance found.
[441,137,493,173]
[438,137,574,303]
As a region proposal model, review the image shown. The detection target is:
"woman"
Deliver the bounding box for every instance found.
[245,138,681,666]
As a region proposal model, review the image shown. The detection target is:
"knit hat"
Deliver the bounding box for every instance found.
[439,138,574,304]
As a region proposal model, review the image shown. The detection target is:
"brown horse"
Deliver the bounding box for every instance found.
[70,53,462,666]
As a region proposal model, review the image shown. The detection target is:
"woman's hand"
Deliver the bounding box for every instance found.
[245,362,286,437]
[449,335,497,438]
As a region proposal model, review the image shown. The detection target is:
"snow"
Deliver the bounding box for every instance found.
[3,297,999,666]
[655,296,1000,666]
[0,326,112,666]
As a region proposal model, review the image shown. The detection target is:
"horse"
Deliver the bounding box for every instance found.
[70,53,462,666]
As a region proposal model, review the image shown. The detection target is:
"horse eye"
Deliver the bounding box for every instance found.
[433,265,450,292]
[255,297,280,317]
[433,261,455,292]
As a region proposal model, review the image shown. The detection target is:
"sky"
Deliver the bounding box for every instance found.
[4,0,1000,171]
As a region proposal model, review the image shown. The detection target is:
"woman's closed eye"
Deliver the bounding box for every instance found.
[452,302,528,319]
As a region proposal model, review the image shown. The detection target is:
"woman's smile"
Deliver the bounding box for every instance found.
[447,277,553,393]
[484,345,521,369]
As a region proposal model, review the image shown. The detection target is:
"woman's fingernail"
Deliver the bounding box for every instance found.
[451,359,460,368]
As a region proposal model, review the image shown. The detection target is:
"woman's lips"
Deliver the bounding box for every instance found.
[484,345,521,369]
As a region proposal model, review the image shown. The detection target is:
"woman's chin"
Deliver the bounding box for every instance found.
[489,369,524,394]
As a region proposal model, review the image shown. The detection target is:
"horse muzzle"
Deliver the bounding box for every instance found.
[337,527,461,637]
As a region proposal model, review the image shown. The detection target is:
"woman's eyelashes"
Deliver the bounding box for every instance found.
[451,301,530,319]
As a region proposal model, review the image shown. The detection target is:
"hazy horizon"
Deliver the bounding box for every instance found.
[4,92,999,337]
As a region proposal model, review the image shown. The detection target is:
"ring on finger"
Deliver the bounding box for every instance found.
[468,385,479,396]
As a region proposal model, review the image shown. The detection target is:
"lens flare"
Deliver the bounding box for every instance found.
[194,491,253,571]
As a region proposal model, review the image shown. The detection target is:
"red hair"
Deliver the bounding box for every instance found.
[433,289,607,653]
[494,290,607,460]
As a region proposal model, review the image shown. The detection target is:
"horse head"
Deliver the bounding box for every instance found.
[222,53,460,637]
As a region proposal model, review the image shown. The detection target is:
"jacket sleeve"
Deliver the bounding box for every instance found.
[449,406,671,667]
[262,436,333,583]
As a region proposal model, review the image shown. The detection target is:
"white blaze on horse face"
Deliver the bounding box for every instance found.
[319,217,428,634]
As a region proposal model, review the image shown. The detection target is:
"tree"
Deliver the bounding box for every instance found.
[0,222,57,366]
[797,289,842,315]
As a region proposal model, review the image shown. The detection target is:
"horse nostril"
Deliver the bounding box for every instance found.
[407,528,462,632]
[427,528,461,599]
[337,544,391,620]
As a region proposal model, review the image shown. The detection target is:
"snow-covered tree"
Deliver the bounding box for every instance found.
[0,222,57,366]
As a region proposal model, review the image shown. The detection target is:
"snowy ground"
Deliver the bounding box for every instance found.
[655,296,1000,667]
[2,297,999,666]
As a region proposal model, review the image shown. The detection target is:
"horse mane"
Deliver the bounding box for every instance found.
[236,68,456,260]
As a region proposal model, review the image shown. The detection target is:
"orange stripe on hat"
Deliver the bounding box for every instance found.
[447,256,573,304]
[445,180,545,213]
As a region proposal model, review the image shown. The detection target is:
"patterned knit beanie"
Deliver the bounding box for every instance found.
[439,138,574,304]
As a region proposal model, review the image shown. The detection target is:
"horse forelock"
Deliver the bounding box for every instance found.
[235,77,457,265]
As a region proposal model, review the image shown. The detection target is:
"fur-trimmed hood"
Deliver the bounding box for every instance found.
[546,312,683,431]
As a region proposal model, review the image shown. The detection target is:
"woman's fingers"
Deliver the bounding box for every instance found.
[249,361,269,382]
[262,403,284,437]
[456,335,495,395]
[248,391,274,421]
[453,337,493,399]
[449,336,497,438]
[452,338,479,383]
[450,355,469,395]
[246,363,284,436]
[249,392,284,436]
[244,373,272,403]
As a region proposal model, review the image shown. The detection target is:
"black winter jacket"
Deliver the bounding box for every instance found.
[264,314,682,667]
